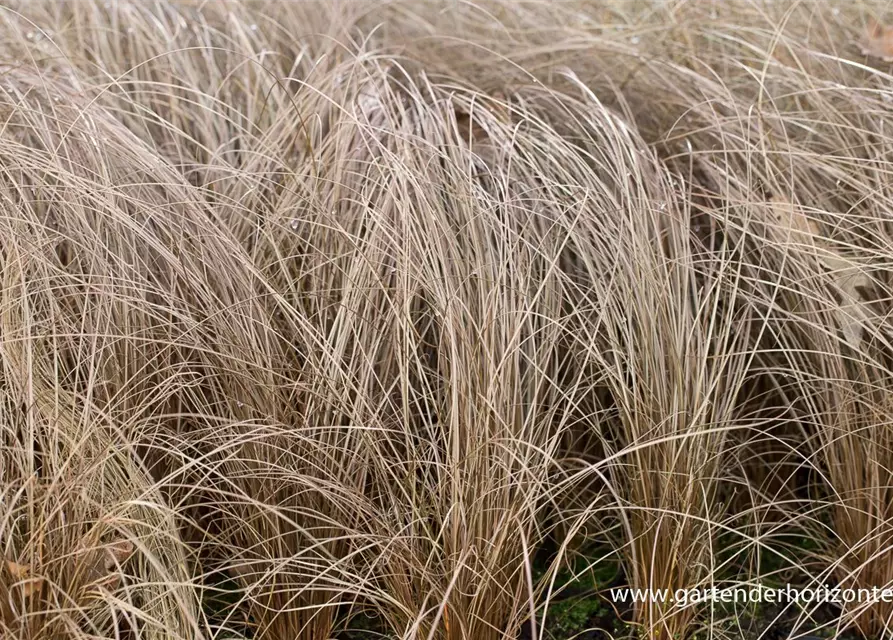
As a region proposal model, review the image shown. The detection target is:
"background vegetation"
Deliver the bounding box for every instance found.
[0,1,891,638]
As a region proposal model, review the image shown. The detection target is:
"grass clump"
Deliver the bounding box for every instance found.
[2,1,893,639]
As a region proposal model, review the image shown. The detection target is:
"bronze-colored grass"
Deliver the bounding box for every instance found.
[2,1,893,639]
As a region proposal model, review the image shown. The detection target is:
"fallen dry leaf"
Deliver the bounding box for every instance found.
[862,19,893,61]
[3,538,136,601]
[768,195,872,348]
[78,539,136,591]
[769,195,821,246]
[821,252,872,349]
[4,559,43,598]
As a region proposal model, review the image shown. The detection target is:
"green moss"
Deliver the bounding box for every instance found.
[542,548,623,638]
[546,596,606,638]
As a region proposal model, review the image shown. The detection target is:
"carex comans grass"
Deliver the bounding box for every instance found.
[2,0,893,639]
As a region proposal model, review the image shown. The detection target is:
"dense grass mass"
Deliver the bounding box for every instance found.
[1,1,893,638]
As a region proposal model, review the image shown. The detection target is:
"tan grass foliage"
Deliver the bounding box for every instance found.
[1,1,893,639]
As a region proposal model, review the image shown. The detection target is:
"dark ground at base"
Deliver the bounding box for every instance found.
[341,599,868,640]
